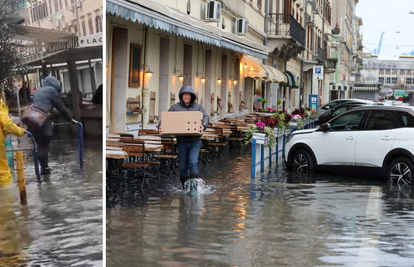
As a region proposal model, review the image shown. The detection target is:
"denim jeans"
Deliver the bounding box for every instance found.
[177,140,201,177]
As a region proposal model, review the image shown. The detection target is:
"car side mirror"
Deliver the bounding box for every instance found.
[320,123,331,132]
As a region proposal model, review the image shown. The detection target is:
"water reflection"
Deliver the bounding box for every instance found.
[1,140,102,266]
[107,148,414,267]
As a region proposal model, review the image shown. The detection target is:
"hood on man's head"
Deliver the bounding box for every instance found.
[43,75,62,93]
[179,86,196,105]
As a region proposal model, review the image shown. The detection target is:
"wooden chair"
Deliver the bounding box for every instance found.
[122,143,149,190]
[153,136,178,174]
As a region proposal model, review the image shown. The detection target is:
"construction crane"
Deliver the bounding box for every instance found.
[373,31,385,55]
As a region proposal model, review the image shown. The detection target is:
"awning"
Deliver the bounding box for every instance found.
[284,71,299,88]
[353,86,380,91]
[106,0,268,59]
[244,56,284,82]
[14,25,75,42]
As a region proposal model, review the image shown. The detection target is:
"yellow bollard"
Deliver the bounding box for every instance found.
[15,151,27,205]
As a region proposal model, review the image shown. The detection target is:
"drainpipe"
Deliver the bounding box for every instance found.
[321,0,326,104]
[263,0,268,65]
[300,0,308,108]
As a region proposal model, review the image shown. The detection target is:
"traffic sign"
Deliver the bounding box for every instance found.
[313,65,324,80]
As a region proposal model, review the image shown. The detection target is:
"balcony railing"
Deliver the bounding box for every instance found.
[326,58,337,69]
[267,14,305,47]
[316,47,326,63]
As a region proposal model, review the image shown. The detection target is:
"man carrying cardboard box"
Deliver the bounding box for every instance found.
[159,86,209,190]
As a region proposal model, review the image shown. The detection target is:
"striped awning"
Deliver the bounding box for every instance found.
[106,0,268,60]
[284,71,299,88]
[353,86,380,91]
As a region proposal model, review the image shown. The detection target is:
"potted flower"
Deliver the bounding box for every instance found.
[239,101,245,111]
[244,120,277,148]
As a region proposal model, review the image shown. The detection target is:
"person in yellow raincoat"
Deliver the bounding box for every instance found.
[0,98,25,188]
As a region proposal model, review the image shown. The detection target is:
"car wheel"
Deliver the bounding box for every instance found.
[292,149,315,173]
[388,157,413,185]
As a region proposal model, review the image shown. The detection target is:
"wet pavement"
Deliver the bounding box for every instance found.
[107,147,414,267]
[1,138,102,266]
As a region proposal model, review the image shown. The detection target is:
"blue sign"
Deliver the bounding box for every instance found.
[309,94,318,111]
[315,67,322,74]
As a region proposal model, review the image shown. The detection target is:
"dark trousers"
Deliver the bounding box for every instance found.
[177,140,201,177]
[33,134,52,169]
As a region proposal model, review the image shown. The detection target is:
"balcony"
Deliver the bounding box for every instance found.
[267,14,305,61]
[325,58,337,73]
[316,47,326,64]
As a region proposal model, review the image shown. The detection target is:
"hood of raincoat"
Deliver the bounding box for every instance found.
[0,99,9,115]
[178,86,196,106]
[43,75,62,93]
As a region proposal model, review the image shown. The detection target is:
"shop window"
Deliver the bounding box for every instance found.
[129,43,142,87]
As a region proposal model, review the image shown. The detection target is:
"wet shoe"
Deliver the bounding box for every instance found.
[41,167,52,175]
[188,179,197,196]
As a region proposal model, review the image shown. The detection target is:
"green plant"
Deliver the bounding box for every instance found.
[261,98,267,104]
[277,99,282,105]
[243,124,277,149]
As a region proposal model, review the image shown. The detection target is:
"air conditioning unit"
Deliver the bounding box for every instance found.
[307,15,314,25]
[235,18,248,36]
[205,0,221,22]
[314,6,320,14]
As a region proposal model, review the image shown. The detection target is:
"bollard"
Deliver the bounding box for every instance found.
[16,151,27,205]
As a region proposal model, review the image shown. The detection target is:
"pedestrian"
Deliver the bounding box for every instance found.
[253,88,262,111]
[29,75,73,175]
[0,98,25,189]
[159,86,209,189]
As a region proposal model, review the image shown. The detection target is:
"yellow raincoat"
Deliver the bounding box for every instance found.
[0,99,25,188]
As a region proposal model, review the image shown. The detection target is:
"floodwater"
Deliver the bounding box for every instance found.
[1,137,102,266]
[107,147,414,267]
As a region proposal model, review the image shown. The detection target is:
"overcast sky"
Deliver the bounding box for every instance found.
[356,0,414,59]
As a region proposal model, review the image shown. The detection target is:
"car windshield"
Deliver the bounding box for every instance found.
[322,101,344,110]
[329,110,366,131]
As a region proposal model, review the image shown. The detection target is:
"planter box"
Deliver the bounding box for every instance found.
[252,132,269,145]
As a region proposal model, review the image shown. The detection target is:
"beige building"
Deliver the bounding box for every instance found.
[22,0,103,100]
[106,0,341,134]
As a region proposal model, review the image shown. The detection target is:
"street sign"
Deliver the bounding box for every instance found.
[313,65,324,80]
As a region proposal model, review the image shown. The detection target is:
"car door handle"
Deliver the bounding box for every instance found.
[346,136,354,140]
[381,136,391,140]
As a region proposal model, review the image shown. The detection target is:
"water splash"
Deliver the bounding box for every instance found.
[182,178,215,195]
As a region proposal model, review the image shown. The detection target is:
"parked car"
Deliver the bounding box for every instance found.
[319,99,372,116]
[318,102,369,125]
[285,106,414,184]
[397,96,404,101]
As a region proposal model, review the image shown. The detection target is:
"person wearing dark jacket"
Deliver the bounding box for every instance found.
[159,86,209,188]
[30,75,73,175]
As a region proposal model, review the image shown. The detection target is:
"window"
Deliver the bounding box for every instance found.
[379,69,384,75]
[81,18,87,36]
[49,0,53,15]
[378,77,384,83]
[407,78,412,84]
[400,69,405,75]
[386,77,391,84]
[392,69,397,75]
[129,43,142,87]
[385,69,391,75]
[95,15,102,33]
[54,0,58,12]
[365,111,399,130]
[88,15,94,35]
[329,110,366,131]
[392,77,397,84]
[396,112,414,127]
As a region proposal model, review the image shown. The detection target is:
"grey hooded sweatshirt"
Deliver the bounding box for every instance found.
[164,86,209,143]
[31,76,72,136]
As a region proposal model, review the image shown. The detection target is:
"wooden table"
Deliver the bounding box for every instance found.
[107,133,120,139]
[106,149,128,159]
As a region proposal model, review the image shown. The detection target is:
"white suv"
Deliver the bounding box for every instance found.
[285,106,414,184]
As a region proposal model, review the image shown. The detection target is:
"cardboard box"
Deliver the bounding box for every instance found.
[161,111,203,136]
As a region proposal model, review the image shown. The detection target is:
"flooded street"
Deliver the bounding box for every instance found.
[107,148,414,267]
[1,138,102,266]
